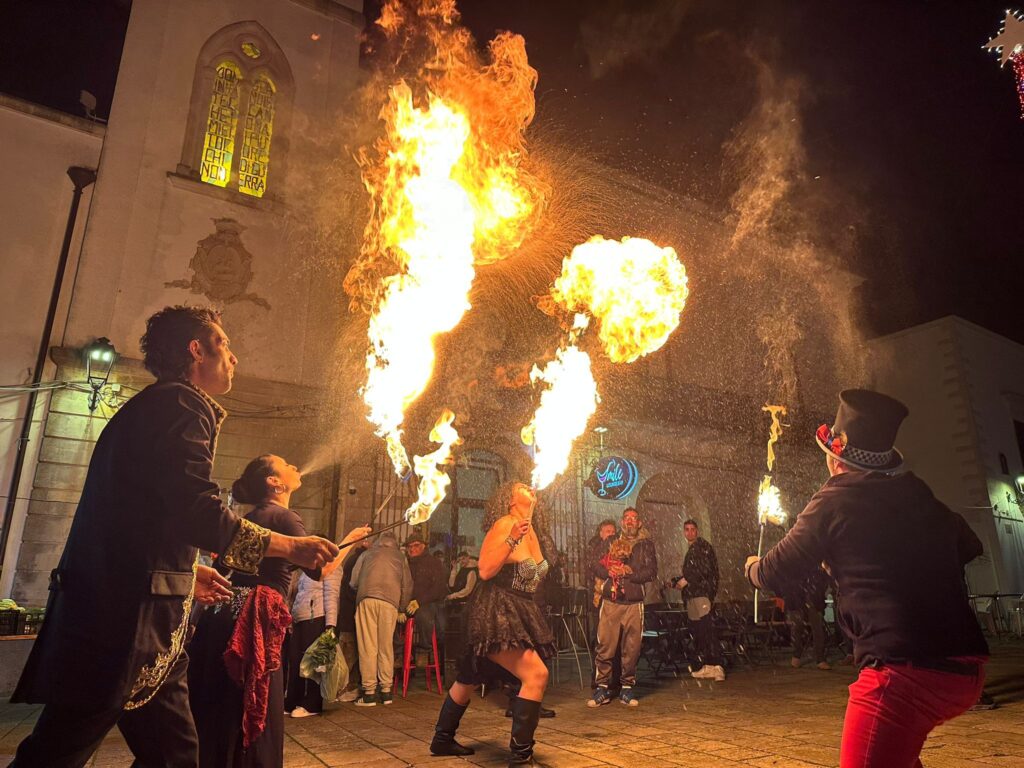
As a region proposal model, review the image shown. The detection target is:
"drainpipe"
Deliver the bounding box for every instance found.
[0,167,97,577]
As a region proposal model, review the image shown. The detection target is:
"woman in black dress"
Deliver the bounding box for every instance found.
[429,481,556,767]
[188,454,369,767]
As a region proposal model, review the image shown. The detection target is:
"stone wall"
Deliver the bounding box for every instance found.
[10,347,343,606]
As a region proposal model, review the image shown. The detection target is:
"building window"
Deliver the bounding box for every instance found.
[1000,452,1010,475]
[179,23,293,201]
[199,62,241,188]
[238,76,275,198]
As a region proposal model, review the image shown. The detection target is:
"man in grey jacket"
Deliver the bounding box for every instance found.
[349,531,413,706]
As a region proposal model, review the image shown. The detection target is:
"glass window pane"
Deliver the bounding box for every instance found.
[200,62,240,188]
[238,76,275,197]
[455,466,499,501]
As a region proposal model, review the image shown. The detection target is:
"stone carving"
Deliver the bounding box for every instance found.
[165,218,270,309]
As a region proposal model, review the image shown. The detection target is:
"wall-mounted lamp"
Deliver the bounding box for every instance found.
[1015,475,1024,495]
[83,337,117,412]
[593,425,608,451]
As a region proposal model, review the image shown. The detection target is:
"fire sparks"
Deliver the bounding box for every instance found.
[349,0,546,518]
[521,316,600,490]
[552,236,689,363]
[523,238,689,489]
[405,410,461,524]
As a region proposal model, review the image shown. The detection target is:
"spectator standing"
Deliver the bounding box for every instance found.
[447,552,479,603]
[285,565,341,717]
[673,519,725,681]
[589,508,657,707]
[782,565,831,670]
[586,520,618,688]
[350,531,413,706]
[747,389,988,768]
[407,532,449,659]
[336,537,371,703]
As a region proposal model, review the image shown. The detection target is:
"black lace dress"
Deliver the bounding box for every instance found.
[456,557,556,684]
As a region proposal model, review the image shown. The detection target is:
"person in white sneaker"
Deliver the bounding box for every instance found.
[350,531,413,707]
[672,520,725,682]
[590,508,658,707]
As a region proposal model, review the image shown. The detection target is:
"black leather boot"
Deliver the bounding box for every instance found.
[429,694,475,756]
[508,696,543,766]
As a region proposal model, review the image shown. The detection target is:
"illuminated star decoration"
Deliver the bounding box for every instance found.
[984,10,1024,118]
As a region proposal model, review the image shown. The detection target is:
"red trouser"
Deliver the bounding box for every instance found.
[840,658,985,768]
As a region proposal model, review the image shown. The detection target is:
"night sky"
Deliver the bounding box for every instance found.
[3,1,1021,343]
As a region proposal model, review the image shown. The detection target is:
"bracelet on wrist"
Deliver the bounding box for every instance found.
[505,535,522,550]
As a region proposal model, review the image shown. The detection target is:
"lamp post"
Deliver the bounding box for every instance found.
[83,337,117,412]
[0,166,96,575]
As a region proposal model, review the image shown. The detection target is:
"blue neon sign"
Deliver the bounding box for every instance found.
[588,456,639,500]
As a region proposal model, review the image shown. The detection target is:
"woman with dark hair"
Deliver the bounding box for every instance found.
[429,482,556,767]
[188,455,369,767]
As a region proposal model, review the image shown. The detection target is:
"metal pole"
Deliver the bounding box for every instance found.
[753,522,766,623]
[0,167,96,569]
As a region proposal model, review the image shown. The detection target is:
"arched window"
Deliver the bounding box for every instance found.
[238,76,275,197]
[178,22,293,201]
[199,62,241,187]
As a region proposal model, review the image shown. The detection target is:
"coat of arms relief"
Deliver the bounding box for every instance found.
[165,218,271,309]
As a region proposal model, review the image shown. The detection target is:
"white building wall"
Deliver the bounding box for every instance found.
[63,0,363,385]
[0,97,103,587]
[868,316,1024,594]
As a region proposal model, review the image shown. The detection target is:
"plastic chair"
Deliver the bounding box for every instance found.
[401,617,443,697]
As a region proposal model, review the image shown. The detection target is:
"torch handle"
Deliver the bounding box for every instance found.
[337,518,409,551]
[753,522,767,624]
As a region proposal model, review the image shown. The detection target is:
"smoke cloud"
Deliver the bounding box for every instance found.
[579,0,695,79]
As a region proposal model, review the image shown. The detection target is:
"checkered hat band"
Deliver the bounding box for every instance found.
[842,444,895,467]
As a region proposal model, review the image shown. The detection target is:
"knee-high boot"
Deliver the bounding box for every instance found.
[429,694,475,756]
[508,696,543,766]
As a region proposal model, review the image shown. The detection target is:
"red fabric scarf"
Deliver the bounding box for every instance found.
[223,586,292,748]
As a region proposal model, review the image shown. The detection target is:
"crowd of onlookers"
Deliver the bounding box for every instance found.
[280,505,850,715]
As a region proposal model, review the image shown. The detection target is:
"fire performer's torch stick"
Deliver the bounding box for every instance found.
[754,522,767,623]
[337,473,412,551]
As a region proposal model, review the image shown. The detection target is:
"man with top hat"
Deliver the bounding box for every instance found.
[745,389,988,768]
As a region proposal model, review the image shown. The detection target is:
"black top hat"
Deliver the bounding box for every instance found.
[815,389,908,472]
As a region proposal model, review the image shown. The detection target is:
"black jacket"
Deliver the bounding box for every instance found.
[677,537,719,602]
[13,381,254,708]
[409,552,448,605]
[592,533,658,604]
[750,471,988,667]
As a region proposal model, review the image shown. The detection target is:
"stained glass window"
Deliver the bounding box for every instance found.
[238,76,275,198]
[199,62,241,188]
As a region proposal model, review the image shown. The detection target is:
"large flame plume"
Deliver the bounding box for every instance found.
[524,238,689,489]
[521,315,599,490]
[406,410,461,524]
[552,236,689,363]
[347,0,547,522]
[757,404,788,526]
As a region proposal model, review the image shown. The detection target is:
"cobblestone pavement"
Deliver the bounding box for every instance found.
[3,643,1022,767]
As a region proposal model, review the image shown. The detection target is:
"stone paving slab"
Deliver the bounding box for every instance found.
[2,642,1022,767]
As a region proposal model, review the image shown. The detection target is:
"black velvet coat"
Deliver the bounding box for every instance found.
[13,381,247,709]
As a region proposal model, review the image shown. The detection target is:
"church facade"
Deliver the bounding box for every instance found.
[0,0,365,602]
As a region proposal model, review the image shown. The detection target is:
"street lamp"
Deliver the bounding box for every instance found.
[83,337,117,412]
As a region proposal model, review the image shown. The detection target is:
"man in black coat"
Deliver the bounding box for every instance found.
[672,519,725,681]
[746,389,988,767]
[10,306,339,768]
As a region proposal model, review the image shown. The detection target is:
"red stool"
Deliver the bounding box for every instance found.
[401,617,443,696]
